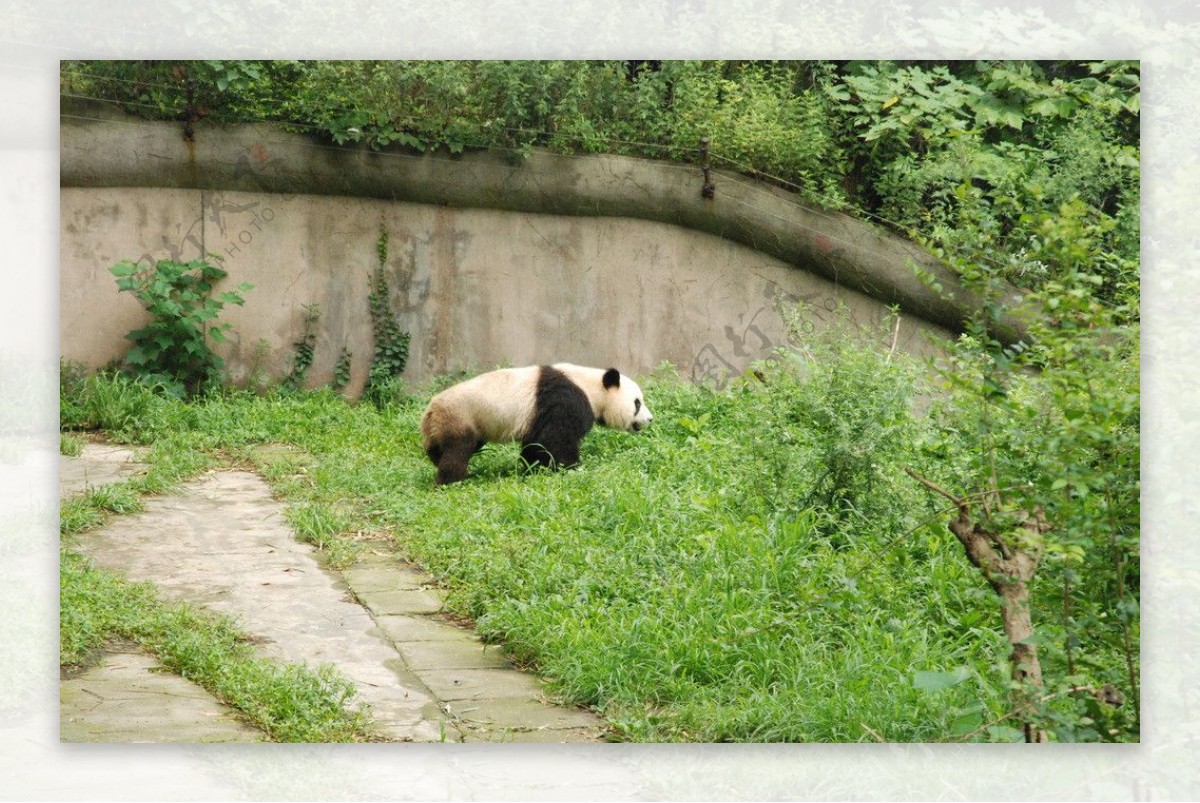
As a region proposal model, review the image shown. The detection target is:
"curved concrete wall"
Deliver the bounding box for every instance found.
[60,100,981,392]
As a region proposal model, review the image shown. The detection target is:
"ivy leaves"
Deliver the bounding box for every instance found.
[364,229,411,407]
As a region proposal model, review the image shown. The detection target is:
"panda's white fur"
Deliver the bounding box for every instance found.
[420,363,652,485]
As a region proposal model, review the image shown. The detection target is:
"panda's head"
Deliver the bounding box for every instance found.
[598,367,653,433]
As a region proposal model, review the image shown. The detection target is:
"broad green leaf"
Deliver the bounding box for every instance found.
[913,668,970,692]
[986,725,1025,742]
[950,708,984,736]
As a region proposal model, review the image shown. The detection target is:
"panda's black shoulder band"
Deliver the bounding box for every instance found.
[602,368,620,389]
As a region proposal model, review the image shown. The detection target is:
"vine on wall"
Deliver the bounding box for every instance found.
[284,302,321,390]
[364,228,411,406]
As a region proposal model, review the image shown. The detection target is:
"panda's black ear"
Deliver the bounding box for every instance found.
[602,368,621,389]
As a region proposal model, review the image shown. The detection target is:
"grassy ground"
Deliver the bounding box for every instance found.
[249,368,1005,742]
[61,341,1136,742]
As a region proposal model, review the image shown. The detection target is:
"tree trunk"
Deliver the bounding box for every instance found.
[905,469,1050,742]
[948,507,1049,743]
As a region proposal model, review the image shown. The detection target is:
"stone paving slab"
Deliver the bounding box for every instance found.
[61,445,609,743]
[375,613,474,642]
[415,666,545,701]
[69,469,449,743]
[60,651,264,743]
[445,696,606,742]
[356,587,448,616]
[60,441,146,498]
[395,635,512,671]
[342,564,430,592]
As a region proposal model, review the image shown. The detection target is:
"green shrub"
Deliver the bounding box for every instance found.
[110,255,253,397]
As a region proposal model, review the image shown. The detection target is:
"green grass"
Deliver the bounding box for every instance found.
[60,372,1001,742]
[161,373,1009,741]
[349,378,1005,742]
[60,350,1138,742]
[61,549,376,742]
[60,432,85,457]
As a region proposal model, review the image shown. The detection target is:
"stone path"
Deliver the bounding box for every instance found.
[60,441,607,743]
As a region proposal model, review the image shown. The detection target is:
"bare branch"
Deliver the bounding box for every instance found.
[904,467,969,514]
[886,313,901,363]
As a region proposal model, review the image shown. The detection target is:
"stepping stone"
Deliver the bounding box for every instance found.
[60,442,146,497]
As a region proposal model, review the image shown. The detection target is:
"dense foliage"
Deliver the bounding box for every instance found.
[109,256,253,398]
[61,59,1139,312]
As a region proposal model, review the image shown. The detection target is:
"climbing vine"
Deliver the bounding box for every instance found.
[365,228,411,406]
[284,303,321,390]
[333,347,353,391]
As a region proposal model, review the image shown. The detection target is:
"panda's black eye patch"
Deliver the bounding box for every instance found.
[634,398,642,414]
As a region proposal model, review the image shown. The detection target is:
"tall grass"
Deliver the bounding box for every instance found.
[338,358,1009,742]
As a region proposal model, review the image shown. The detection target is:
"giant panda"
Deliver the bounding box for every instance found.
[420,363,653,485]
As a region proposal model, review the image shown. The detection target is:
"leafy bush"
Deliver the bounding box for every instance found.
[818,60,1139,306]
[110,255,253,397]
[908,216,1140,740]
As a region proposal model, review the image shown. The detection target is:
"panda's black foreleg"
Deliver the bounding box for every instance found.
[522,386,593,473]
[520,440,580,471]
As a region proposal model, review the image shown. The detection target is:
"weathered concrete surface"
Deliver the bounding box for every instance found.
[60,98,992,395]
[61,447,608,743]
[60,650,265,743]
[59,441,145,497]
[61,186,957,395]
